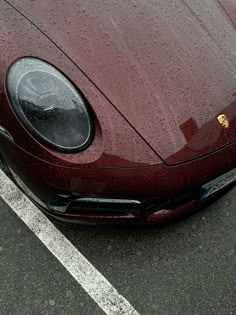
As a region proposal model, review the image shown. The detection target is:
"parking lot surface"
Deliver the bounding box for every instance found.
[0,184,235,315]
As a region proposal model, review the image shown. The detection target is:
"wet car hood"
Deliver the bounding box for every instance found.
[7,0,236,165]
[218,0,236,26]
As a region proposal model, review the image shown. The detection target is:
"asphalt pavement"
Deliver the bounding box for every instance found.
[0,185,235,315]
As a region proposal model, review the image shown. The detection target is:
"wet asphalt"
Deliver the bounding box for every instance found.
[0,186,235,315]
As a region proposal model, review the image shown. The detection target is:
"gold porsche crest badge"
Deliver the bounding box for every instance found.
[217,114,229,129]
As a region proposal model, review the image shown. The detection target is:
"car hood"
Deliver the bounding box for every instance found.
[7,0,236,164]
[218,0,236,26]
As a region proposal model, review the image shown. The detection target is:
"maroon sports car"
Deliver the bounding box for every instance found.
[0,0,235,224]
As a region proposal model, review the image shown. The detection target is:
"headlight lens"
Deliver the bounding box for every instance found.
[6,57,94,152]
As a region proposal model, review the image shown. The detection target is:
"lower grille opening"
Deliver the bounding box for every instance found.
[48,194,166,216]
[48,189,202,217]
[69,199,142,212]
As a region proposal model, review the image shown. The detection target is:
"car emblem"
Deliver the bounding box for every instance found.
[217,114,229,129]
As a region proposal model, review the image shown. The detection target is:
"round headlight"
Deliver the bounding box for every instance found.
[6,57,94,152]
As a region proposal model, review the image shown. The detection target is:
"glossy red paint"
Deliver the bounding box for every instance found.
[4,0,236,164]
[0,0,235,223]
[0,0,162,169]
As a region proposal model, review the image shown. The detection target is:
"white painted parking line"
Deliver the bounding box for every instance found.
[0,169,140,315]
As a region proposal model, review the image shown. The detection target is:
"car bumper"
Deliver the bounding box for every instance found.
[17,167,236,224]
[0,135,235,224]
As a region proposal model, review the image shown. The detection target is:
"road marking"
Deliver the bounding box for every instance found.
[0,169,140,315]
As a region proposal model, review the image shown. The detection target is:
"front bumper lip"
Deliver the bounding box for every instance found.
[19,168,236,225]
[39,188,231,225]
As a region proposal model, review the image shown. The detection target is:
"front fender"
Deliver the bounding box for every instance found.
[0,0,162,169]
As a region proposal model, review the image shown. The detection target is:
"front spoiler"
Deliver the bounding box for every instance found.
[28,168,236,225]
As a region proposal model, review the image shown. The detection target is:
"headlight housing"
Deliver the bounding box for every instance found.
[6,57,94,152]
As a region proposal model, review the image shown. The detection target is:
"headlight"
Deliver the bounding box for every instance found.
[6,57,94,152]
